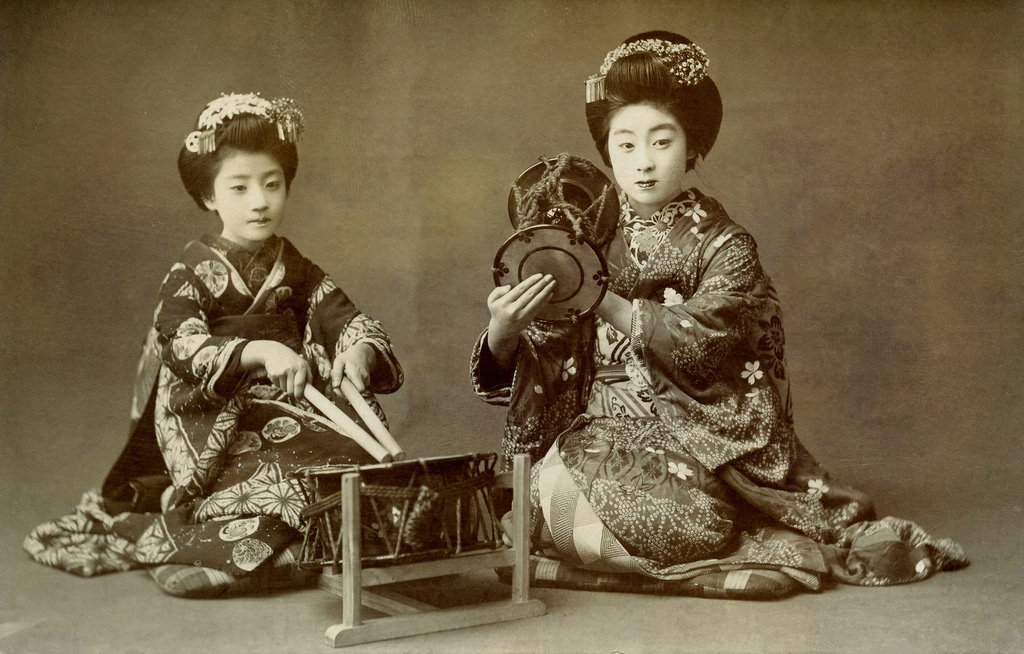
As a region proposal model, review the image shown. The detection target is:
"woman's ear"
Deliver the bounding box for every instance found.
[687,147,698,165]
[203,196,217,212]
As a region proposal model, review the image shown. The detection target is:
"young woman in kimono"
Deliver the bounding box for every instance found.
[25,93,403,596]
[472,32,967,597]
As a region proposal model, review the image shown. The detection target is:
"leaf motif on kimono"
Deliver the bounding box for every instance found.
[265,286,293,313]
[227,430,262,456]
[193,260,229,297]
[304,342,331,381]
[309,276,339,312]
[249,481,304,528]
[208,484,261,516]
[175,317,208,337]
[172,281,202,303]
[133,516,178,563]
[191,345,217,377]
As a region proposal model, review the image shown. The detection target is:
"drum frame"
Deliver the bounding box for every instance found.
[296,453,545,647]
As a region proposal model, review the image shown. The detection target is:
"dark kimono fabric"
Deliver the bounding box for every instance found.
[473,190,966,595]
[25,234,403,580]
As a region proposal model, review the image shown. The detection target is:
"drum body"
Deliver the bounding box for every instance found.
[293,453,503,568]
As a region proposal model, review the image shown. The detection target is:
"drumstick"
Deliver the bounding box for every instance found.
[339,378,405,461]
[303,385,391,463]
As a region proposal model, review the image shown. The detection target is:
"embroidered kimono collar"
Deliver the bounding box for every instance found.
[201,234,281,295]
[620,190,697,232]
[621,190,703,267]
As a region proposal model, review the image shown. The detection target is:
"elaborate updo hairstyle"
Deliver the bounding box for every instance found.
[177,93,303,210]
[585,31,722,172]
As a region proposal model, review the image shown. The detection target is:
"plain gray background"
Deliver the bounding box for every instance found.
[2,1,1022,652]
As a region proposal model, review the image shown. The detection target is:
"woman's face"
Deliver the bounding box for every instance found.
[607,102,692,219]
[204,149,288,249]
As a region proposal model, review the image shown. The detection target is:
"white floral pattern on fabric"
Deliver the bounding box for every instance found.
[668,461,694,479]
[663,288,683,306]
[741,360,764,385]
[807,478,829,499]
[193,260,229,297]
[684,202,707,223]
[561,357,577,381]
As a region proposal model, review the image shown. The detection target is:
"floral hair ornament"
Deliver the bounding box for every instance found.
[183,92,305,154]
[585,39,710,103]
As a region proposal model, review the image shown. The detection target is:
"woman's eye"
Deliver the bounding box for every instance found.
[231,185,247,192]
[654,139,672,147]
[618,142,634,151]
[266,181,281,190]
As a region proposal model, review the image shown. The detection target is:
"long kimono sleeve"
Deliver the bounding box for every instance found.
[154,263,248,399]
[469,330,515,405]
[471,320,595,465]
[302,262,403,395]
[631,233,768,393]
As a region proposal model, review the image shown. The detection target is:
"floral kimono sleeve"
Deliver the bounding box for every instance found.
[471,320,596,465]
[302,263,403,395]
[631,233,767,393]
[154,263,248,399]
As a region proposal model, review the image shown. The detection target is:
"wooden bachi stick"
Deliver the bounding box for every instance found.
[339,379,406,461]
[303,385,391,463]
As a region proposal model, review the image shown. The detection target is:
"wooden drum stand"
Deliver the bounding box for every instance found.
[303,453,545,648]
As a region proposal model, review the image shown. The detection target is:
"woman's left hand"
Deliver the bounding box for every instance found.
[331,341,377,393]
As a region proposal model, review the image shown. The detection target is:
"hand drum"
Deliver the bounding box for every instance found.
[493,225,608,323]
[495,155,616,323]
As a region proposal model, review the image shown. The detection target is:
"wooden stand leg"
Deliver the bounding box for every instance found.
[341,472,361,629]
[511,453,531,603]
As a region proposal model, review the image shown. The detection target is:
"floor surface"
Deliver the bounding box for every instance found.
[3,465,1021,654]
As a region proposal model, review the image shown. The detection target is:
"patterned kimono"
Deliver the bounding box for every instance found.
[473,190,966,597]
[25,234,403,585]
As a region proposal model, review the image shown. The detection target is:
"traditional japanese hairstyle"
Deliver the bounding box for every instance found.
[585,31,722,172]
[177,92,305,210]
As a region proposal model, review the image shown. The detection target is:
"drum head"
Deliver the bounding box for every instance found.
[507,156,619,247]
[493,224,608,323]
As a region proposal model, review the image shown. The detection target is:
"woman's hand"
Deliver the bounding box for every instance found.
[486,273,556,368]
[331,341,377,393]
[240,340,311,401]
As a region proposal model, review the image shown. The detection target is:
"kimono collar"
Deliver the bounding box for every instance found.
[201,234,281,294]
[620,190,699,232]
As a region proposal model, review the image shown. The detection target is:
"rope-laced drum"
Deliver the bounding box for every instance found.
[292,453,503,569]
[493,153,618,323]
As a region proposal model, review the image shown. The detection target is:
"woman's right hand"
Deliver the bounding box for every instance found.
[485,273,555,367]
[240,340,311,401]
